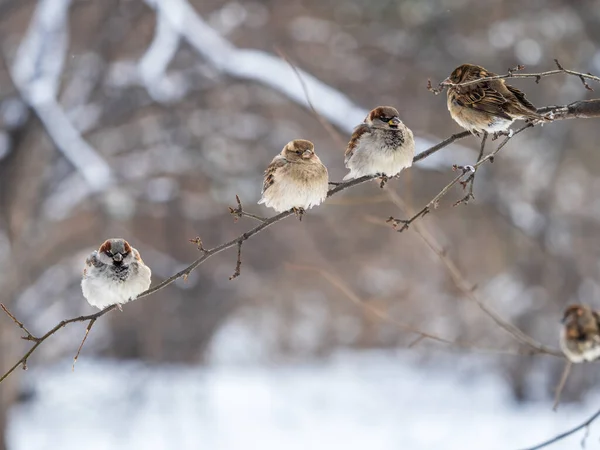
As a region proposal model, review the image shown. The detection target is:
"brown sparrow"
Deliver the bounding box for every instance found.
[560,304,600,363]
[258,139,329,216]
[81,238,151,310]
[443,64,547,134]
[344,106,415,182]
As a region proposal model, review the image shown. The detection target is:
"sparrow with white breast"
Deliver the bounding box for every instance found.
[443,63,549,135]
[344,106,415,187]
[560,304,600,363]
[81,238,151,310]
[258,139,329,219]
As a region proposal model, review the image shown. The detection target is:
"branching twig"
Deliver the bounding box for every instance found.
[520,407,600,450]
[387,167,471,232]
[1,303,39,343]
[229,195,267,223]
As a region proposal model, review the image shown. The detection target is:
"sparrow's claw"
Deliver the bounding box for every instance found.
[292,207,305,221]
[378,174,389,189]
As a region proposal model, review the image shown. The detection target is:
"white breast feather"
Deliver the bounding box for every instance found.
[82,263,151,310]
[344,129,414,180]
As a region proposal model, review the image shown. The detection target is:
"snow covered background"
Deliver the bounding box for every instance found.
[8,352,600,450]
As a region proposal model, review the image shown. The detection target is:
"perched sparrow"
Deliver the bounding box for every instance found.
[258,139,329,217]
[443,63,548,134]
[81,238,151,310]
[560,304,600,363]
[344,106,415,184]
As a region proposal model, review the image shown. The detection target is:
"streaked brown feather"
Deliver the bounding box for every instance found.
[345,124,370,164]
[262,157,287,194]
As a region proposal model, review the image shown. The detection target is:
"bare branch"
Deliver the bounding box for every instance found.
[538,99,600,120]
[430,60,600,92]
[519,407,600,450]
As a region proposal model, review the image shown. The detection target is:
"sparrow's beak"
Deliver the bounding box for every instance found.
[440,77,452,86]
[302,150,313,159]
[388,117,401,127]
[113,253,123,262]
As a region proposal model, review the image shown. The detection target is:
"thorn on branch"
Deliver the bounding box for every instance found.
[229,240,243,280]
[72,318,97,371]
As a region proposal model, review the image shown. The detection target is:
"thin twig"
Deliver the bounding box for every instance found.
[72,318,97,371]
[229,195,267,223]
[519,407,600,450]
[454,131,488,206]
[387,168,471,232]
[1,303,39,342]
[552,360,572,411]
[229,241,243,280]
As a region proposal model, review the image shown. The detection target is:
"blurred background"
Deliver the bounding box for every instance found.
[1,0,600,449]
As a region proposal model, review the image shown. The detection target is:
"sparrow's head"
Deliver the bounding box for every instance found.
[97,238,135,267]
[561,304,599,341]
[365,106,402,130]
[444,64,489,85]
[282,139,317,162]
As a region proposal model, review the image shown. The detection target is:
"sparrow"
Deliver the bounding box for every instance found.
[344,106,415,186]
[258,139,329,218]
[81,238,151,310]
[443,63,548,134]
[560,304,600,363]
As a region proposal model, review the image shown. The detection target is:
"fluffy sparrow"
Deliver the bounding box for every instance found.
[344,106,415,185]
[81,238,151,310]
[258,139,329,217]
[560,304,600,363]
[443,63,548,134]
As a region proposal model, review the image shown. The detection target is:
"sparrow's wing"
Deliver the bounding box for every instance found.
[345,124,370,165]
[83,251,99,276]
[262,155,288,194]
[456,84,513,121]
[505,84,536,111]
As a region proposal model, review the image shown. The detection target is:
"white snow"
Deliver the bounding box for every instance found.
[7,353,600,450]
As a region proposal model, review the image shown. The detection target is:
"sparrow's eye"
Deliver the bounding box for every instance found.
[106,250,113,257]
[380,117,390,122]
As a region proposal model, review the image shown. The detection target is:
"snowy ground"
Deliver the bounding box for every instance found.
[7,352,600,450]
